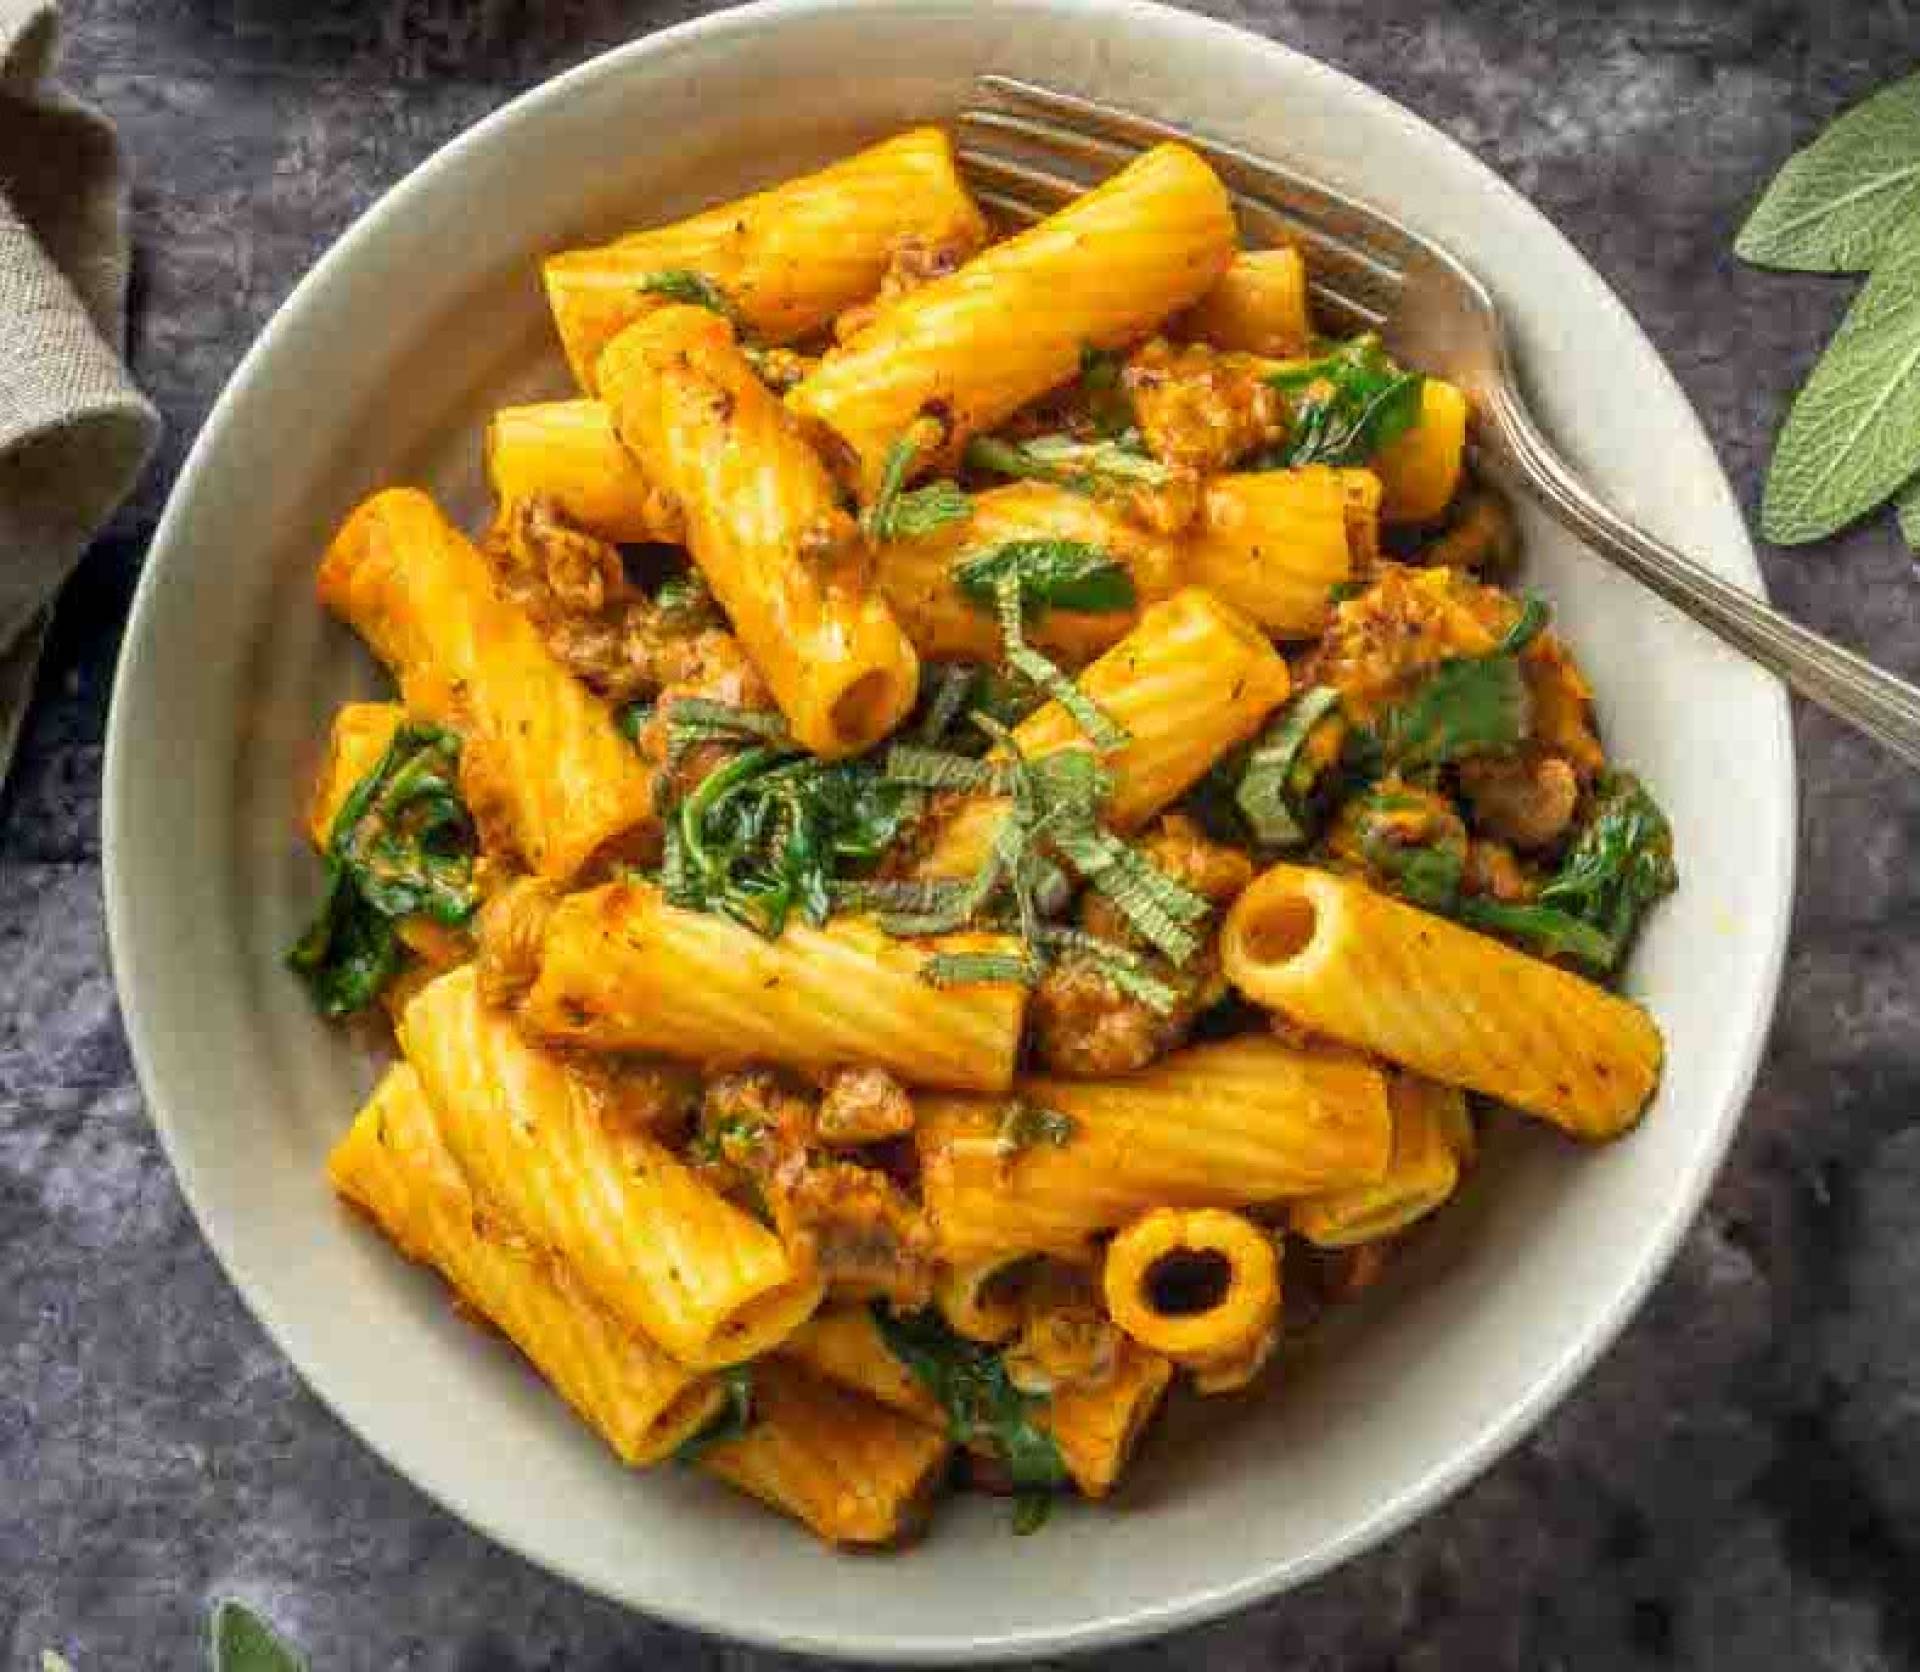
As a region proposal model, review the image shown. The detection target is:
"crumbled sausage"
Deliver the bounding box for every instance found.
[816,1066,916,1146]
[1035,815,1247,1076]
[1124,338,1286,474]
[1004,1263,1119,1395]
[474,876,561,1010]
[696,1067,935,1306]
[775,1161,937,1309]
[1458,750,1580,851]
[833,234,974,343]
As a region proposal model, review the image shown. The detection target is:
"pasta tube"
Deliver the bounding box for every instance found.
[1174,246,1312,357]
[1291,1074,1468,1248]
[788,143,1236,498]
[1102,1208,1280,1394]
[329,1067,724,1464]
[783,1306,941,1426]
[1042,1339,1175,1497]
[1185,469,1380,638]
[698,1359,951,1547]
[915,588,1290,879]
[484,399,672,542]
[399,967,823,1369]
[600,305,919,758]
[935,1253,1046,1344]
[544,128,987,393]
[1375,379,1469,523]
[507,878,1027,1093]
[1221,864,1663,1138]
[316,488,656,880]
[877,483,1185,665]
[917,1035,1393,1261]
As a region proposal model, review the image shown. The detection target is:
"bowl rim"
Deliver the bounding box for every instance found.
[102,0,1797,1658]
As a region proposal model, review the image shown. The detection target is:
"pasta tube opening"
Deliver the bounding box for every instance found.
[1102,1208,1281,1392]
[1226,879,1321,968]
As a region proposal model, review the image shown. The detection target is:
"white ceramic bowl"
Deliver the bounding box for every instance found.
[104,0,1794,1658]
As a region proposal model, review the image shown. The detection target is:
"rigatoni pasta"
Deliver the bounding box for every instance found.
[917,1037,1393,1261]
[788,143,1236,497]
[329,1067,724,1463]
[292,124,1677,1549]
[484,399,672,543]
[544,127,987,393]
[1222,865,1663,1138]
[698,1359,951,1546]
[1174,246,1312,357]
[317,487,657,880]
[1102,1208,1281,1394]
[600,304,920,758]
[399,966,823,1369]
[1185,468,1380,638]
[1291,1074,1469,1248]
[501,878,1028,1093]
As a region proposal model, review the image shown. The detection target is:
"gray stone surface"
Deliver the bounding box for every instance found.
[4,0,1920,1665]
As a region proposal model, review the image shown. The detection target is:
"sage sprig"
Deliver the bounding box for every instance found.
[1738,70,1920,545]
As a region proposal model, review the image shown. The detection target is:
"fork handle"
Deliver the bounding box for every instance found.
[1478,389,1920,769]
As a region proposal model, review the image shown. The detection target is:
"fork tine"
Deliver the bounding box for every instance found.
[959,108,1405,311]
[979,74,1429,275]
[957,147,1080,213]
[959,150,1387,333]
[972,188,1045,227]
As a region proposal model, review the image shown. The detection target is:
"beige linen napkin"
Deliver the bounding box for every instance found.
[0,0,157,785]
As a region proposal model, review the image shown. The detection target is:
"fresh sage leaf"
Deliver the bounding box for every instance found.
[1899,469,1920,551]
[638,268,738,320]
[953,539,1137,616]
[1736,71,1920,272]
[1761,224,1920,543]
[210,1601,308,1672]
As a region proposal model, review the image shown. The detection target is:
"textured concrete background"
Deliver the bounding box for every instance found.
[5,1,1920,1666]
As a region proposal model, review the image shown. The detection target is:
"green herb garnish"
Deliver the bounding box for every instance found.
[661,695,795,776]
[921,949,1037,988]
[865,434,973,543]
[1358,820,1617,971]
[994,571,1129,752]
[871,1303,1069,1531]
[1497,595,1551,653]
[1235,686,1343,847]
[288,723,478,1016]
[211,1600,308,1672]
[1535,772,1678,971]
[666,742,922,937]
[654,566,719,627]
[997,1098,1077,1155]
[965,433,1171,498]
[883,742,1007,793]
[1264,333,1424,468]
[674,1365,756,1462]
[638,268,739,320]
[1734,72,1920,544]
[953,539,1137,617]
[1368,653,1531,772]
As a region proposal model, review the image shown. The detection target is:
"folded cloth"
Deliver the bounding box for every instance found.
[0,0,158,788]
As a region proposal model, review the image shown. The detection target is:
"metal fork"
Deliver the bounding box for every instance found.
[960,74,1920,769]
